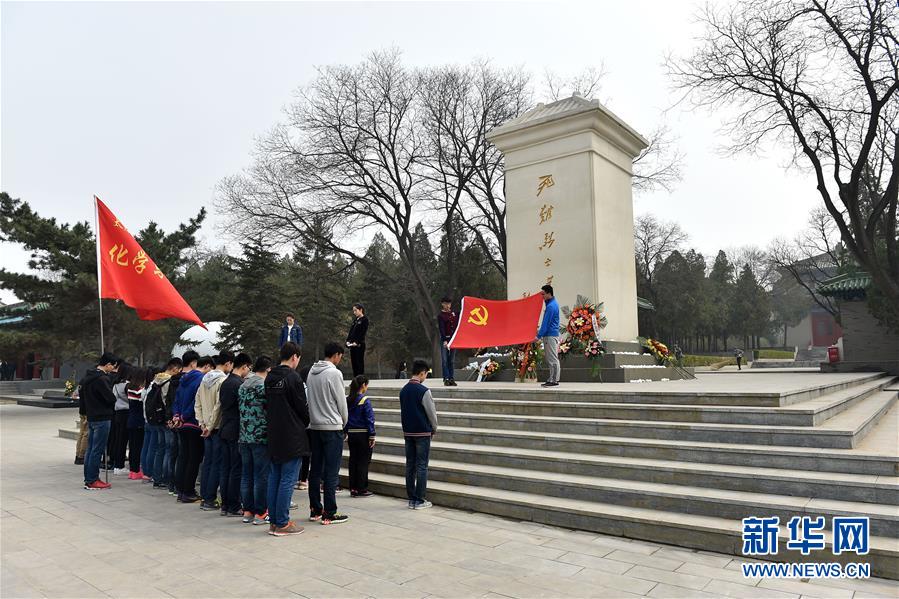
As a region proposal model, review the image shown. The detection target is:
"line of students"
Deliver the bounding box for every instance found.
[77,342,439,536]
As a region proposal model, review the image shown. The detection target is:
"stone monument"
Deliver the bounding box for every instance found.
[487,94,648,342]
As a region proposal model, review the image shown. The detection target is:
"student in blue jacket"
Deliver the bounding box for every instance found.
[345,375,375,497]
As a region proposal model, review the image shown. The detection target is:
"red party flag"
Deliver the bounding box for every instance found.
[95,196,204,327]
[448,294,545,349]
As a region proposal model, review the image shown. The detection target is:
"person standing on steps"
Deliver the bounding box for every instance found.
[400,360,438,510]
[537,284,561,387]
[438,297,459,387]
[345,375,375,498]
[346,303,369,377]
[279,313,303,348]
[80,353,119,490]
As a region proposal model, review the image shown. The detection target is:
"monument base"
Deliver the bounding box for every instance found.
[485,341,694,383]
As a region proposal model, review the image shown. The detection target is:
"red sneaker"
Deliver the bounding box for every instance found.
[84,480,111,490]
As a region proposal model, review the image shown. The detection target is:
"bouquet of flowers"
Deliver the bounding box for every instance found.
[481,359,503,380]
[558,338,572,358]
[643,338,675,365]
[64,379,77,397]
[583,339,604,359]
[510,342,543,380]
[562,295,608,342]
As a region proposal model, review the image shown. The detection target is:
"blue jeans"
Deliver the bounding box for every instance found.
[267,457,301,528]
[141,423,162,479]
[84,420,111,484]
[405,436,431,504]
[219,438,242,512]
[200,431,222,502]
[162,428,177,487]
[441,345,456,381]
[240,443,270,516]
[308,430,343,516]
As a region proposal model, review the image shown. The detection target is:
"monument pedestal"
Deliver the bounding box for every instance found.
[488,94,647,342]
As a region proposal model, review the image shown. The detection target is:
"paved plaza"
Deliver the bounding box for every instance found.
[1,404,897,599]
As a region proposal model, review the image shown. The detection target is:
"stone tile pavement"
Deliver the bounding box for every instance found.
[2,404,896,599]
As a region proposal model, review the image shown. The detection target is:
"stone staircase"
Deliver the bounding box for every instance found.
[0,380,73,407]
[347,373,899,579]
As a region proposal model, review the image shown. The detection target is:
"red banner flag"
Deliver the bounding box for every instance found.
[448,294,545,349]
[95,196,204,328]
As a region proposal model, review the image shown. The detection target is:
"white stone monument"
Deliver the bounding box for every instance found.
[487,94,648,342]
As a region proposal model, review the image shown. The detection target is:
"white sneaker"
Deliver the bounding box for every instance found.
[113,468,128,475]
[413,500,433,510]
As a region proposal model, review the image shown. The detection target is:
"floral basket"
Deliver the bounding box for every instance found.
[562,295,608,343]
[510,342,543,382]
[481,359,503,381]
[642,338,675,366]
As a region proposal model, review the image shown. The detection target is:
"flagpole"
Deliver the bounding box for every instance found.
[93,197,105,354]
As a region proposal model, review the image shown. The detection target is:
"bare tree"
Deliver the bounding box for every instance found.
[543,65,607,102]
[634,214,689,288]
[633,123,685,193]
[768,207,847,316]
[218,49,443,358]
[726,245,775,289]
[418,61,531,282]
[669,0,899,309]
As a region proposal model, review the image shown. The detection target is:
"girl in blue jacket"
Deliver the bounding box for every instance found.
[345,375,375,497]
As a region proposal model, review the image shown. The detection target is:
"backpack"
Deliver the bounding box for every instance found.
[144,381,166,425]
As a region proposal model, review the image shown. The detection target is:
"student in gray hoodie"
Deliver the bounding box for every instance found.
[306,342,349,525]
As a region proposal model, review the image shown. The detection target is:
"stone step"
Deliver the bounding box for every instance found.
[59,428,79,440]
[367,376,893,426]
[370,372,888,407]
[355,453,899,536]
[369,436,899,504]
[15,397,78,409]
[339,469,899,580]
[373,391,897,448]
[373,421,898,476]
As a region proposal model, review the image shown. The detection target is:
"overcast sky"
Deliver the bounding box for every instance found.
[1,0,819,304]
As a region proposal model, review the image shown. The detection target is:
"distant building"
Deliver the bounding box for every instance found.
[818,272,899,375]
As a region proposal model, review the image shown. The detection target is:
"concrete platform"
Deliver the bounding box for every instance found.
[15,405,898,598]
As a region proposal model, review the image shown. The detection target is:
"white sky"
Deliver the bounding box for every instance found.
[1,0,820,304]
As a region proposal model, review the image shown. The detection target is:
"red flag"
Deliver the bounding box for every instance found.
[95,196,205,328]
[448,294,545,349]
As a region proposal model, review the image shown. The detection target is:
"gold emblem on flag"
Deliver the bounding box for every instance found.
[468,305,489,327]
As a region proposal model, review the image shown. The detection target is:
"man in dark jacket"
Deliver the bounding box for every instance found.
[264,342,310,536]
[219,352,252,516]
[346,303,369,376]
[437,297,459,386]
[80,352,119,490]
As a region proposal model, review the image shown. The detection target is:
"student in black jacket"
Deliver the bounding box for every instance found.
[264,342,310,536]
[219,352,253,516]
[80,353,119,490]
[346,303,369,377]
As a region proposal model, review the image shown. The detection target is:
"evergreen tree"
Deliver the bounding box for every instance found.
[708,251,735,351]
[216,236,285,357]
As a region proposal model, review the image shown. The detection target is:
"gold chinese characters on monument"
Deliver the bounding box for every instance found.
[536,176,556,285]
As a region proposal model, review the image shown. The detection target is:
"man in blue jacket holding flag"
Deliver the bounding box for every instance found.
[537,284,561,387]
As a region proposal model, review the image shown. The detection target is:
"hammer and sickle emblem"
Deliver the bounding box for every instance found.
[468,305,489,326]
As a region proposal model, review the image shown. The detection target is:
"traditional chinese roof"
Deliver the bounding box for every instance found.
[637,296,655,311]
[817,272,872,300]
